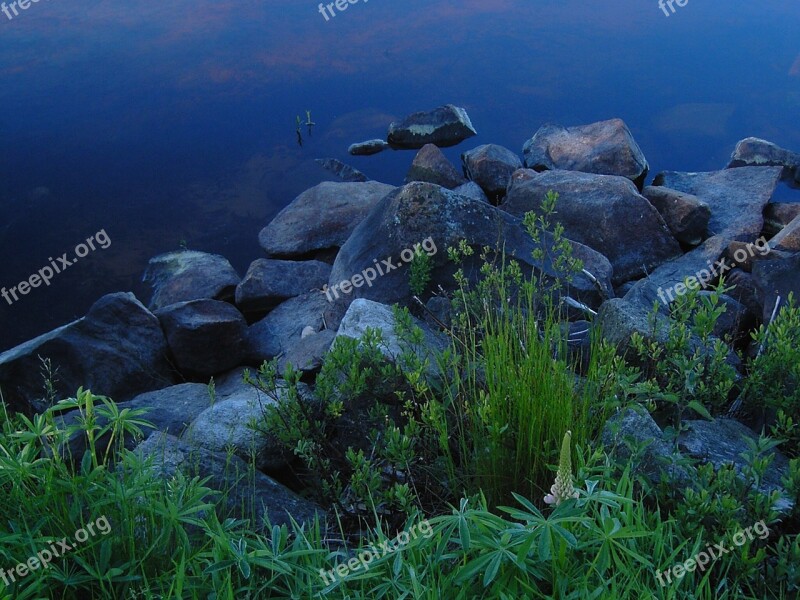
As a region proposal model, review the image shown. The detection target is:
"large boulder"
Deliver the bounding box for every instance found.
[522,118,649,188]
[156,299,247,379]
[387,104,477,149]
[641,186,711,246]
[246,292,337,363]
[0,293,175,415]
[235,259,331,317]
[259,181,395,257]
[752,252,800,322]
[404,143,466,189]
[142,251,240,311]
[461,143,522,202]
[652,167,782,241]
[727,137,800,180]
[135,433,321,530]
[327,182,614,314]
[501,170,681,284]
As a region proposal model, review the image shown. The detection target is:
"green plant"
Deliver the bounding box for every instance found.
[409,248,434,297]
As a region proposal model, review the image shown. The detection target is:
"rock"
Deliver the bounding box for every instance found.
[678,419,793,514]
[752,252,800,322]
[235,259,331,317]
[764,203,800,237]
[424,296,452,330]
[156,299,247,379]
[315,158,368,182]
[725,269,763,320]
[57,382,216,459]
[601,407,693,489]
[335,299,447,380]
[727,137,800,179]
[301,326,317,339]
[768,213,800,252]
[652,167,783,241]
[183,378,311,471]
[697,292,751,341]
[623,236,728,314]
[502,170,681,284]
[135,433,321,529]
[142,251,240,311]
[522,118,649,188]
[328,182,614,314]
[641,186,711,246]
[404,144,466,189]
[460,144,522,202]
[0,293,175,415]
[348,139,389,156]
[277,329,336,376]
[453,181,490,203]
[246,292,335,362]
[387,104,477,149]
[259,181,395,257]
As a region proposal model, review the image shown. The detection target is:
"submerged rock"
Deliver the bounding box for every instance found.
[387,104,477,149]
[0,292,175,415]
[405,143,466,189]
[315,158,368,182]
[259,181,395,257]
[652,167,782,241]
[348,139,390,156]
[502,170,681,284]
[142,250,240,311]
[523,118,649,188]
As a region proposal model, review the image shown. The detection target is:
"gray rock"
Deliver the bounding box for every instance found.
[246,292,336,362]
[328,182,614,314]
[641,186,711,246]
[348,139,389,156]
[315,158,368,182]
[601,408,693,489]
[752,251,800,322]
[727,137,800,179]
[424,296,452,330]
[135,432,321,529]
[156,299,247,379]
[404,143,466,189]
[461,144,522,201]
[142,251,240,311]
[0,292,175,415]
[235,259,331,316]
[678,419,793,513]
[652,167,783,241]
[453,181,490,203]
[502,170,681,284]
[259,181,396,257]
[764,203,800,237]
[276,329,335,376]
[768,213,800,252]
[387,104,477,149]
[523,118,649,188]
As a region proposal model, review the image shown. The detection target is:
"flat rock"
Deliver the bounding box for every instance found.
[0,292,175,415]
[523,118,649,188]
[502,169,681,284]
[641,186,711,246]
[652,167,782,241]
[235,259,331,316]
[461,143,522,202]
[142,251,240,311]
[156,299,247,379]
[135,433,321,529]
[328,181,614,314]
[348,139,389,156]
[259,181,396,257]
[404,143,466,189]
[387,104,477,149]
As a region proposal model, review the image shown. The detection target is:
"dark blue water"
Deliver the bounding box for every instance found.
[1,0,798,350]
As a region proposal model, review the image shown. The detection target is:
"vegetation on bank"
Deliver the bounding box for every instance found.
[0,195,798,599]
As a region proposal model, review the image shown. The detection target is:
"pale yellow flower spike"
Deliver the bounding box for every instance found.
[544,430,579,506]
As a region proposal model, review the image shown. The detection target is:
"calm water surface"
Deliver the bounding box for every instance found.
[1,0,798,349]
